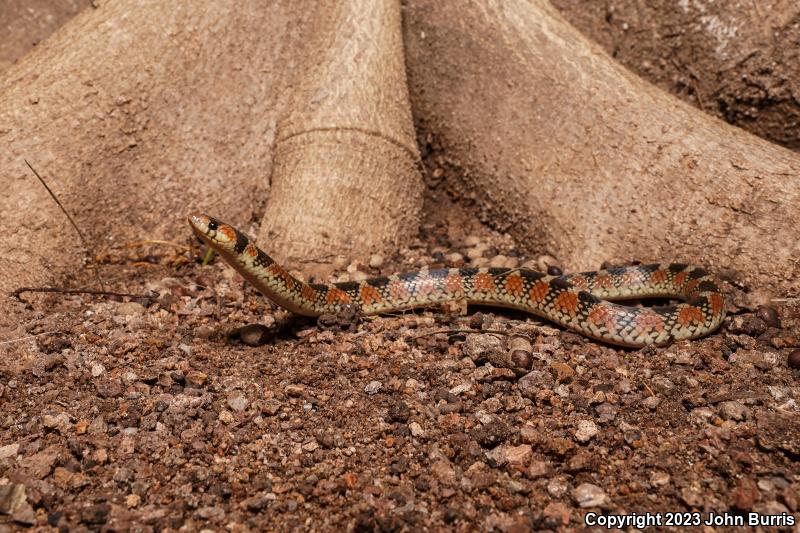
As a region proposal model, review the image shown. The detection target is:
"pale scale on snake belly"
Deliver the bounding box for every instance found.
[188,213,726,348]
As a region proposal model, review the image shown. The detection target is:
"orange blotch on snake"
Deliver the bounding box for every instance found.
[709,293,724,315]
[529,281,550,303]
[677,306,705,326]
[633,310,665,333]
[474,273,496,293]
[244,243,258,258]
[649,269,668,284]
[569,275,589,289]
[504,274,524,296]
[588,304,618,330]
[218,225,237,241]
[359,285,382,306]
[594,273,614,288]
[445,274,463,294]
[388,280,409,300]
[684,279,702,295]
[325,288,351,305]
[553,291,579,315]
[673,271,688,288]
[269,265,296,290]
[301,284,316,302]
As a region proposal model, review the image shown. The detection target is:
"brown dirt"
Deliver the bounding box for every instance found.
[551,0,800,151]
[2,196,798,530]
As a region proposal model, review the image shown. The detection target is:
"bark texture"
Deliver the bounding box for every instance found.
[1,1,289,317]
[258,0,423,263]
[404,0,799,294]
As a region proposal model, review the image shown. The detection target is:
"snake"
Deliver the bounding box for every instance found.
[188,213,726,348]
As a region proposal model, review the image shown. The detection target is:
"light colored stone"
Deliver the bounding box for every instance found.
[573,483,609,508]
[116,302,145,316]
[90,362,106,377]
[0,442,19,460]
[43,413,72,434]
[218,410,235,424]
[364,381,382,395]
[227,394,249,412]
[574,420,598,443]
[464,235,481,247]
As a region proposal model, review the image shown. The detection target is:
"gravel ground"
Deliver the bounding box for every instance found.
[1,223,798,532]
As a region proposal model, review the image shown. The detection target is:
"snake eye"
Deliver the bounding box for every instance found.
[208,220,218,232]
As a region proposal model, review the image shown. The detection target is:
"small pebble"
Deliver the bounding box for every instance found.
[471,257,489,268]
[185,370,208,388]
[90,362,106,378]
[227,394,249,412]
[368,254,384,268]
[236,324,271,346]
[42,413,72,434]
[574,420,598,443]
[547,476,570,498]
[116,302,145,316]
[788,350,800,369]
[549,362,575,382]
[408,422,425,437]
[536,255,558,272]
[517,370,554,399]
[466,247,484,260]
[642,396,661,410]
[504,444,533,466]
[364,381,382,395]
[388,401,410,422]
[488,255,508,268]
[332,255,348,270]
[351,271,368,281]
[719,400,749,421]
[650,471,670,487]
[0,443,19,460]
[528,460,549,479]
[464,235,481,247]
[285,385,305,397]
[756,305,780,328]
[446,252,464,264]
[573,483,609,508]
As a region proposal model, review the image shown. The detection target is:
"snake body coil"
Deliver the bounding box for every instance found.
[189,213,725,347]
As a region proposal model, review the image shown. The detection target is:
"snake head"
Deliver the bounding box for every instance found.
[188,213,239,251]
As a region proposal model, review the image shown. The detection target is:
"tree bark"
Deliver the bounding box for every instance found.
[258,0,422,263]
[404,0,800,296]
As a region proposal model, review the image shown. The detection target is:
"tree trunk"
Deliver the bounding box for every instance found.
[0,0,421,324]
[404,0,800,296]
[258,0,422,264]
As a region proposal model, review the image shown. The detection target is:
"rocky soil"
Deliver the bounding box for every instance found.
[1,209,798,531]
